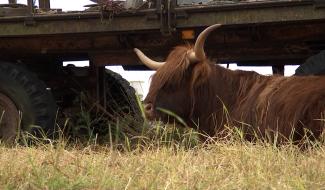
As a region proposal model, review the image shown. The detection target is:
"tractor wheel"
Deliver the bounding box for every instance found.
[104,69,143,124]
[0,61,57,143]
[59,68,143,140]
[295,50,325,76]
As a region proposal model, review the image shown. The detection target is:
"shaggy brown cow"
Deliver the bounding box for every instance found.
[134,24,325,143]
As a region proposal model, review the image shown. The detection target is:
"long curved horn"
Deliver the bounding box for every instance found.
[134,48,165,70]
[191,24,222,61]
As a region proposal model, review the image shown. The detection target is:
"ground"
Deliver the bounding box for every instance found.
[0,126,324,190]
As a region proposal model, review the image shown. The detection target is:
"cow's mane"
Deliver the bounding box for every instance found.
[148,45,212,98]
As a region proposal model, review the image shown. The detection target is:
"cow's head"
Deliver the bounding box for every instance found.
[134,24,221,124]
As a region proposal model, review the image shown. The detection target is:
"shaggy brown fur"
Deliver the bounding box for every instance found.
[144,45,325,143]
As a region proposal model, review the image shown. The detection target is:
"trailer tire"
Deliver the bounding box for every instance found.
[105,69,142,123]
[0,62,56,143]
[295,50,325,76]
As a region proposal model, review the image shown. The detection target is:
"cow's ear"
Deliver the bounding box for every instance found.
[191,61,211,88]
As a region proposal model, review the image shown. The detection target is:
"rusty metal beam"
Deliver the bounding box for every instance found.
[1,22,325,66]
[0,1,324,36]
[1,0,325,67]
[90,52,141,67]
[175,4,325,29]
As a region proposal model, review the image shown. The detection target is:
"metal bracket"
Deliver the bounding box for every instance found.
[24,0,35,26]
[314,0,325,8]
[145,0,177,35]
[157,0,176,36]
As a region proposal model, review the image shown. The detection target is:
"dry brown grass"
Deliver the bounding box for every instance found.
[0,138,324,190]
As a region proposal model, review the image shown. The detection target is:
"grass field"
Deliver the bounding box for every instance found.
[0,123,324,190]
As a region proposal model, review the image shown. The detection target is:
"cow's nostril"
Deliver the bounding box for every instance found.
[144,103,153,112]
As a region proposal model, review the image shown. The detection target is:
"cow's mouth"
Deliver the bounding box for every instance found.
[143,103,170,122]
[143,103,188,127]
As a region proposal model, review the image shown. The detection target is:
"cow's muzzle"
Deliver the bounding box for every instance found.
[144,102,155,120]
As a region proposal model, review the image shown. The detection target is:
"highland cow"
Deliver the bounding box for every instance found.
[134,24,325,143]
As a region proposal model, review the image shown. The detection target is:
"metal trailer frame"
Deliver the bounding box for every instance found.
[0,0,325,69]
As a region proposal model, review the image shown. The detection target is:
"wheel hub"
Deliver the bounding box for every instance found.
[0,92,20,143]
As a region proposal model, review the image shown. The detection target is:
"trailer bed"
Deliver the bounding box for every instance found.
[0,0,325,67]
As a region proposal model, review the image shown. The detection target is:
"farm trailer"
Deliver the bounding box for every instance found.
[0,0,325,142]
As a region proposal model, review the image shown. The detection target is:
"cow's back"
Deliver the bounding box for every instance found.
[231,75,325,141]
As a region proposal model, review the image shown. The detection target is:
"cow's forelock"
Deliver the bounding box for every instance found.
[146,45,191,99]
